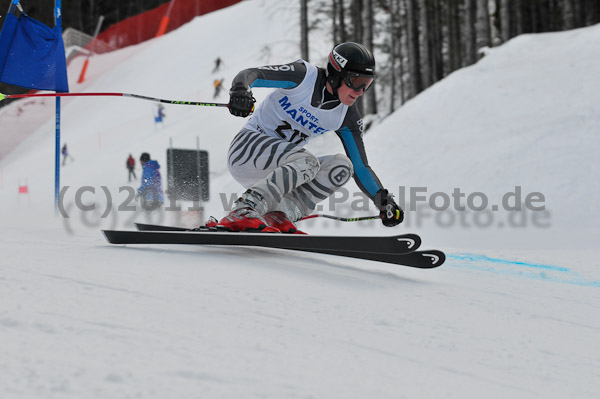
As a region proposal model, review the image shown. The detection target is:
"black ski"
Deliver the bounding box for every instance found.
[135,223,189,232]
[292,247,445,268]
[104,229,420,254]
[132,223,443,268]
[102,229,444,268]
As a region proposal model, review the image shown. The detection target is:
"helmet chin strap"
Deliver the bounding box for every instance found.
[325,79,341,100]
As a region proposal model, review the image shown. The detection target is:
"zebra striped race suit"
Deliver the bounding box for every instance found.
[228,60,385,222]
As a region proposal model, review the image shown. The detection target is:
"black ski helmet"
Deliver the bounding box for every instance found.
[326,42,376,95]
[140,152,150,163]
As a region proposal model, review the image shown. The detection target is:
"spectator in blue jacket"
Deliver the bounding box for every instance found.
[155,104,166,124]
[137,152,164,210]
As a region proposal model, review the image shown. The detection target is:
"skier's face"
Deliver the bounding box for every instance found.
[337,80,365,106]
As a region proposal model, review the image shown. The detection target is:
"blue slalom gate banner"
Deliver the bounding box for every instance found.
[0,0,68,210]
[0,6,68,92]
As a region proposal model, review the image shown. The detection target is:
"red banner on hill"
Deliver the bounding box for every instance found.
[96,0,241,50]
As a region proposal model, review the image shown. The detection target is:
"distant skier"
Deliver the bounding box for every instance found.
[137,152,164,210]
[213,57,223,73]
[126,154,137,182]
[155,104,166,124]
[213,78,224,98]
[215,42,403,233]
[61,143,73,166]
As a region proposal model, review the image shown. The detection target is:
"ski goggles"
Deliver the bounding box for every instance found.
[343,74,375,92]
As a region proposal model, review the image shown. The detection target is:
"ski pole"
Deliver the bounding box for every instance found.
[300,214,380,222]
[0,91,231,108]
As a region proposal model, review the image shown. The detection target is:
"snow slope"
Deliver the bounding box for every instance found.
[1,1,599,398]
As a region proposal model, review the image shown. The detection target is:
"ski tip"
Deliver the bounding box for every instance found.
[0,93,5,102]
[396,234,421,251]
[421,250,446,268]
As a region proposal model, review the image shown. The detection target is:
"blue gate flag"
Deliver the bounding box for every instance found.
[0,12,69,92]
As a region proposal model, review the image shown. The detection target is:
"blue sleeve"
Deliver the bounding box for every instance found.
[231,60,307,90]
[138,167,153,192]
[336,107,384,201]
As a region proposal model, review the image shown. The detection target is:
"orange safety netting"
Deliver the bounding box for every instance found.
[95,0,242,50]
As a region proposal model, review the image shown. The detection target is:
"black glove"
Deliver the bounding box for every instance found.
[374,189,404,227]
[228,84,255,117]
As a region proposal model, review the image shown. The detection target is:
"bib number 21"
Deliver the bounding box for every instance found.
[275,121,309,145]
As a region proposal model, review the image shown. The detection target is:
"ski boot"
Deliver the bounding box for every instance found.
[263,211,306,234]
[217,189,280,232]
[217,208,280,232]
[204,216,218,229]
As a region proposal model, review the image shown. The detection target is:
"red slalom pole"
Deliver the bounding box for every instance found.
[156,0,177,37]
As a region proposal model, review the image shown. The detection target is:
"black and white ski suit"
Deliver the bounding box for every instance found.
[228,59,385,221]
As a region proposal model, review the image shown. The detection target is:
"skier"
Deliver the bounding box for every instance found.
[137,152,164,210]
[61,143,73,166]
[217,42,403,233]
[155,104,166,124]
[214,78,224,98]
[126,154,137,182]
[213,56,223,73]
